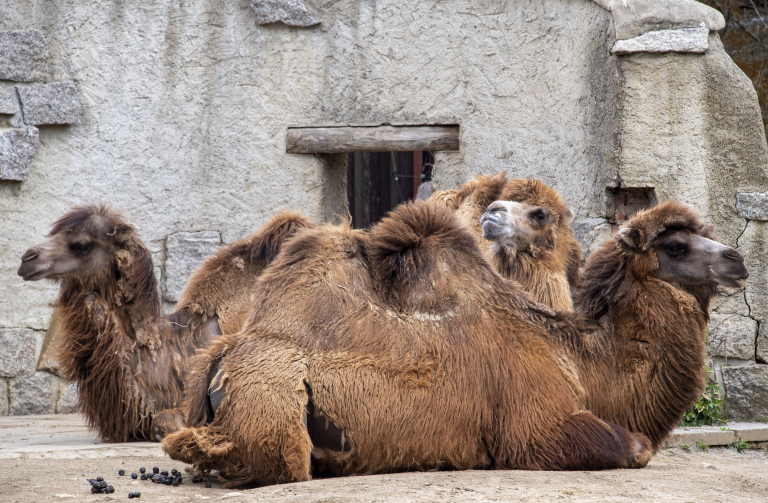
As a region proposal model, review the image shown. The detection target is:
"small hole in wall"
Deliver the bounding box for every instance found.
[346,151,434,229]
[606,187,657,225]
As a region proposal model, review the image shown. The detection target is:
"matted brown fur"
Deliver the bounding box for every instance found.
[40,206,314,442]
[429,173,580,310]
[163,201,650,487]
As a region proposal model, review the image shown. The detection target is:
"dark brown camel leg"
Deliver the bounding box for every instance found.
[529,411,652,470]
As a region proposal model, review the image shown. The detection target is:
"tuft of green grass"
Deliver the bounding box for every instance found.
[681,375,725,427]
[681,443,691,451]
[695,439,709,452]
[729,437,748,453]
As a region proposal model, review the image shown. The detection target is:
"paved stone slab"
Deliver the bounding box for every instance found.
[722,364,768,421]
[250,0,319,26]
[17,81,83,125]
[664,425,735,447]
[0,86,17,115]
[163,230,222,303]
[730,422,768,443]
[612,26,709,55]
[0,327,37,378]
[736,192,768,221]
[708,313,758,361]
[0,126,39,181]
[0,30,48,82]
[9,371,55,415]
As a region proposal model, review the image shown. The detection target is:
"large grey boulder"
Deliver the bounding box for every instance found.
[17,82,83,125]
[707,313,758,361]
[736,192,768,221]
[9,371,55,415]
[0,328,37,378]
[722,365,768,421]
[0,30,48,82]
[0,126,39,181]
[56,381,78,414]
[163,231,222,303]
[0,379,8,415]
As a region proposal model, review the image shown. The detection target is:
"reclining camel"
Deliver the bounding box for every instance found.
[17,205,314,442]
[161,198,746,487]
[429,174,581,310]
[480,200,749,449]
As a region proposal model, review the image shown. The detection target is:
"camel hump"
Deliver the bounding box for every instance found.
[242,211,316,264]
[368,201,493,307]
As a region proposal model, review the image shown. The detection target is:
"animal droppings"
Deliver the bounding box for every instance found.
[140,474,147,480]
[139,467,146,474]
[128,492,141,499]
[105,486,114,494]
[88,478,112,494]
[152,467,159,474]
[131,472,138,479]
[161,470,169,476]
[118,469,125,476]
[96,477,104,482]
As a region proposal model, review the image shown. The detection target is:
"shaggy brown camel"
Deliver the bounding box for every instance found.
[429,174,580,310]
[17,205,313,442]
[480,200,748,449]
[162,201,672,487]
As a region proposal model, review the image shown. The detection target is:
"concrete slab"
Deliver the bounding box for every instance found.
[665,422,768,447]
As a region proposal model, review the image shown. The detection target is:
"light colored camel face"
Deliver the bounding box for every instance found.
[618,227,749,288]
[18,223,132,282]
[480,200,556,255]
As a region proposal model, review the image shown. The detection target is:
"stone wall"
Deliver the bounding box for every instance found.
[0,0,766,418]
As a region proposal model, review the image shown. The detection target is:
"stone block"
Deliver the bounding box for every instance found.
[0,30,48,82]
[0,328,37,378]
[163,231,222,302]
[250,0,319,26]
[664,425,735,447]
[612,26,709,55]
[572,218,613,260]
[0,126,39,181]
[722,364,768,421]
[736,192,768,221]
[17,82,83,125]
[707,313,757,361]
[56,381,78,414]
[759,324,768,363]
[0,379,8,415]
[0,87,17,115]
[9,371,55,415]
[729,422,768,443]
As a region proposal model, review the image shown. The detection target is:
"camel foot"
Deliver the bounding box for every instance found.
[151,408,186,442]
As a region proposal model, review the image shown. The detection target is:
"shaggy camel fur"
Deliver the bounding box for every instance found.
[429,174,580,310]
[17,206,313,442]
[480,200,749,449]
[163,201,653,487]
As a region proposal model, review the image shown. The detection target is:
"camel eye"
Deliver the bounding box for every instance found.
[664,242,687,257]
[68,241,93,256]
[530,209,550,225]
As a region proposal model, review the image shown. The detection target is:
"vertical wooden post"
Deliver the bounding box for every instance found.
[413,151,423,197]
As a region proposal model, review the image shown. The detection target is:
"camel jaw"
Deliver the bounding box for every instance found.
[17,262,53,281]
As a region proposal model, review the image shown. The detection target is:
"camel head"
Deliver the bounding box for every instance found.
[480,200,569,260]
[18,205,141,288]
[615,201,749,289]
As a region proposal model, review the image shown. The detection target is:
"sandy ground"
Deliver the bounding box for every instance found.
[2,415,767,503]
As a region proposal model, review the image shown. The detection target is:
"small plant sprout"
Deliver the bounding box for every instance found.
[695,440,709,452]
[729,438,748,453]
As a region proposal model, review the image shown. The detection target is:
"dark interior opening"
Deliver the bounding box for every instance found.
[346,151,434,229]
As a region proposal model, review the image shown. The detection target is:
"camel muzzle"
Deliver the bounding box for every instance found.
[18,249,49,281]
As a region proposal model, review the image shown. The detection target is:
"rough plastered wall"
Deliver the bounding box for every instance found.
[0,0,616,415]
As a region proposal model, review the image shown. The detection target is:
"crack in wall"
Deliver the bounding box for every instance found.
[735,218,749,248]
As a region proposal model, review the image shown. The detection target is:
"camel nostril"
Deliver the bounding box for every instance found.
[21,249,38,263]
[723,249,744,263]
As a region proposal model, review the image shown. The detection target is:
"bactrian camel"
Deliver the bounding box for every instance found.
[430,173,581,310]
[17,205,314,442]
[162,200,700,487]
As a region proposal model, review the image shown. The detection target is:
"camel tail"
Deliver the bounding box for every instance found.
[245,210,315,265]
[184,337,232,428]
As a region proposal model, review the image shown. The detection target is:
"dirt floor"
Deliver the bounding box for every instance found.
[2,415,768,503]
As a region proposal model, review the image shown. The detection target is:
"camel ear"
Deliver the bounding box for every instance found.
[616,228,642,252]
[114,223,135,243]
[563,208,574,225]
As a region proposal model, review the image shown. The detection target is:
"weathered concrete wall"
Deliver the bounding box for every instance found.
[0,0,766,418]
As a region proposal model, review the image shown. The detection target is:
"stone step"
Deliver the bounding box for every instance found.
[665,422,768,448]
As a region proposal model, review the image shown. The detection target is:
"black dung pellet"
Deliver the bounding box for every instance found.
[96,476,104,482]
[164,478,172,485]
[139,467,146,474]
[134,492,141,498]
[118,469,125,476]
[153,467,159,474]
[91,487,100,494]
[140,474,147,480]
[177,476,182,484]
[131,472,138,479]
[172,478,179,487]
[128,493,135,499]
[205,481,211,488]
[161,470,169,477]
[192,475,201,483]
[106,486,114,494]
[171,469,178,475]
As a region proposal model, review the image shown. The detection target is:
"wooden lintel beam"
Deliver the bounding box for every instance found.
[286,125,459,154]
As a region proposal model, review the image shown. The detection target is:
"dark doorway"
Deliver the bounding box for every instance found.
[346,151,434,229]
